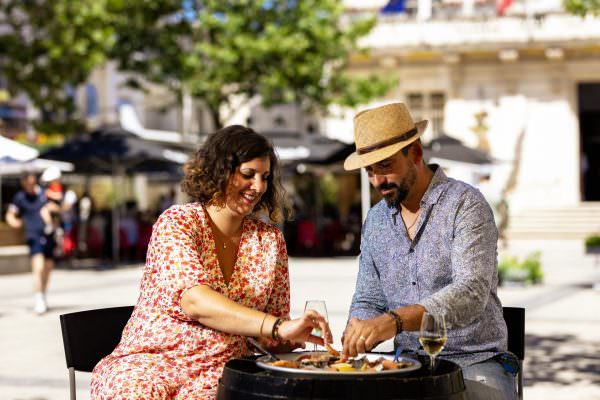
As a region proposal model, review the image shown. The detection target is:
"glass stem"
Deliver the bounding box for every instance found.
[430,355,435,372]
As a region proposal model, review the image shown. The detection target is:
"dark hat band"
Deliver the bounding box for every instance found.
[356,128,418,155]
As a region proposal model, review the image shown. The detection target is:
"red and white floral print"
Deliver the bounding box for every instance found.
[91,203,290,399]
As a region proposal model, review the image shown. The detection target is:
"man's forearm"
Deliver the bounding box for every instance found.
[392,304,427,332]
[5,212,22,229]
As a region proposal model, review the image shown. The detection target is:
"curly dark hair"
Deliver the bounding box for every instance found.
[181,125,291,223]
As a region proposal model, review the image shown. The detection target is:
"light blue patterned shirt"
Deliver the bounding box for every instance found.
[349,165,507,367]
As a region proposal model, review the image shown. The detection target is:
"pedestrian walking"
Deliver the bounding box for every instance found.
[5,172,56,314]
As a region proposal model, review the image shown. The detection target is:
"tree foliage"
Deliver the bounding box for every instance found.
[1,0,394,133]
[564,0,600,16]
[106,0,194,94]
[110,0,395,129]
[0,0,115,133]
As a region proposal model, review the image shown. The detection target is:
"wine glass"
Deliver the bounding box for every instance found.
[419,312,447,372]
[304,300,328,352]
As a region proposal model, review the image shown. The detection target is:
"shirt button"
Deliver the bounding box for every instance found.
[412,281,416,285]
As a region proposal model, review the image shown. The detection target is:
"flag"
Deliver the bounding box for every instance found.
[496,0,513,15]
[381,0,406,14]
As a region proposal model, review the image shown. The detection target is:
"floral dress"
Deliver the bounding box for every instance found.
[90,203,290,399]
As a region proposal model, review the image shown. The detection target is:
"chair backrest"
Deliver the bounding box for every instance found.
[502,306,525,360]
[60,306,134,372]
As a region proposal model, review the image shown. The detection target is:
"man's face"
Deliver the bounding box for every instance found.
[21,175,37,194]
[365,148,417,209]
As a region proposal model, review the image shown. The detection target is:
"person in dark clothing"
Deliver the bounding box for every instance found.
[5,172,56,314]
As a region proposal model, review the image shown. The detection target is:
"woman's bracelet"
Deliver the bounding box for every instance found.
[271,318,283,340]
[259,313,268,338]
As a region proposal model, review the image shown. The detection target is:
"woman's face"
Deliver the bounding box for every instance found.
[224,156,271,217]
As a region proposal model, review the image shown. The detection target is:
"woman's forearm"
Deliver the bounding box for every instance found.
[181,284,332,345]
[181,284,277,338]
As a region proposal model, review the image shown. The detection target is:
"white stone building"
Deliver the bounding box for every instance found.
[329,0,600,241]
[77,0,600,242]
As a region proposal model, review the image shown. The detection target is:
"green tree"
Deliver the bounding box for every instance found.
[110,0,394,130]
[564,0,600,16]
[106,0,193,97]
[0,0,115,134]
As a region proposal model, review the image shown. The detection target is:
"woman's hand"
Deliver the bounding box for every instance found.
[277,309,332,346]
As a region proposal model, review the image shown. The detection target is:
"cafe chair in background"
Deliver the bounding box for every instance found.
[59,306,134,400]
[502,306,525,400]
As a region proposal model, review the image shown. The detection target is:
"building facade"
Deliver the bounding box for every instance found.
[61,0,600,241]
[331,0,600,240]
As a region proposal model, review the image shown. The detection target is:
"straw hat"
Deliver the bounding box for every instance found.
[343,103,428,171]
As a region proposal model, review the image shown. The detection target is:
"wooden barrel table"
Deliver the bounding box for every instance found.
[217,356,467,400]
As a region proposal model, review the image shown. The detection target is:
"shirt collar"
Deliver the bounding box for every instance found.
[386,163,447,219]
[420,164,448,207]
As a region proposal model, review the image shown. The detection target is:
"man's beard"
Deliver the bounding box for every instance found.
[377,165,417,209]
[379,183,409,209]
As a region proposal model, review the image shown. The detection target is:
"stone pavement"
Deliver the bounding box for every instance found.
[0,239,599,400]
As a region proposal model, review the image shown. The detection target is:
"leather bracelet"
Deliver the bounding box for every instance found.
[271,318,283,340]
[386,310,403,335]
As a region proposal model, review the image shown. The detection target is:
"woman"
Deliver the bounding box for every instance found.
[91,125,331,399]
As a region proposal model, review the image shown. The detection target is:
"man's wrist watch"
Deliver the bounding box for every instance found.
[386,310,403,335]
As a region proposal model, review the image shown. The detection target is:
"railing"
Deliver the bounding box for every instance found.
[358,13,600,48]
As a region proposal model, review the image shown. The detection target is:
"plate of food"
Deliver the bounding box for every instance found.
[255,346,421,377]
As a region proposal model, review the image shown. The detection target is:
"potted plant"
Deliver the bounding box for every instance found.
[498,251,543,286]
[585,235,600,254]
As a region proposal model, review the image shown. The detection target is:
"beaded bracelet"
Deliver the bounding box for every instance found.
[386,310,403,335]
[271,318,283,340]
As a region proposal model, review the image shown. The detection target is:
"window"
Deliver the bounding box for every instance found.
[406,91,446,139]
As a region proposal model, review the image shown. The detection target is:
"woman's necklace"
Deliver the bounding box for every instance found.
[215,223,242,251]
[206,207,242,251]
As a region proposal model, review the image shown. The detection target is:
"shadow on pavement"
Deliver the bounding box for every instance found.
[524,333,600,387]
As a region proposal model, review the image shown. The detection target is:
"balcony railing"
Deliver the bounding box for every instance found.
[358,13,600,49]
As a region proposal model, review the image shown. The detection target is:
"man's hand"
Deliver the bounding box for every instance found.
[342,314,396,358]
[5,208,23,229]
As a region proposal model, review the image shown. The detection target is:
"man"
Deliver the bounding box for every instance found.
[5,172,57,314]
[341,103,516,398]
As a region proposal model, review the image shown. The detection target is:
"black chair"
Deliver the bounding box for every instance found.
[502,306,525,400]
[59,306,134,400]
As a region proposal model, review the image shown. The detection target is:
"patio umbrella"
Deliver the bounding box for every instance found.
[0,156,74,176]
[0,135,39,161]
[423,134,493,165]
[40,126,190,174]
[40,126,191,263]
[262,130,353,165]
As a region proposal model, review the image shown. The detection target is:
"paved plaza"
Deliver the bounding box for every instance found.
[0,239,599,399]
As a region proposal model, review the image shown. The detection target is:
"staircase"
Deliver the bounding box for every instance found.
[505,202,600,240]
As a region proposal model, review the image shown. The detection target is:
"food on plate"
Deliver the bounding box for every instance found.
[325,343,340,357]
[269,360,301,369]
[266,352,415,373]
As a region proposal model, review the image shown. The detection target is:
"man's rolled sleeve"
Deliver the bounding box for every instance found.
[418,192,498,328]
